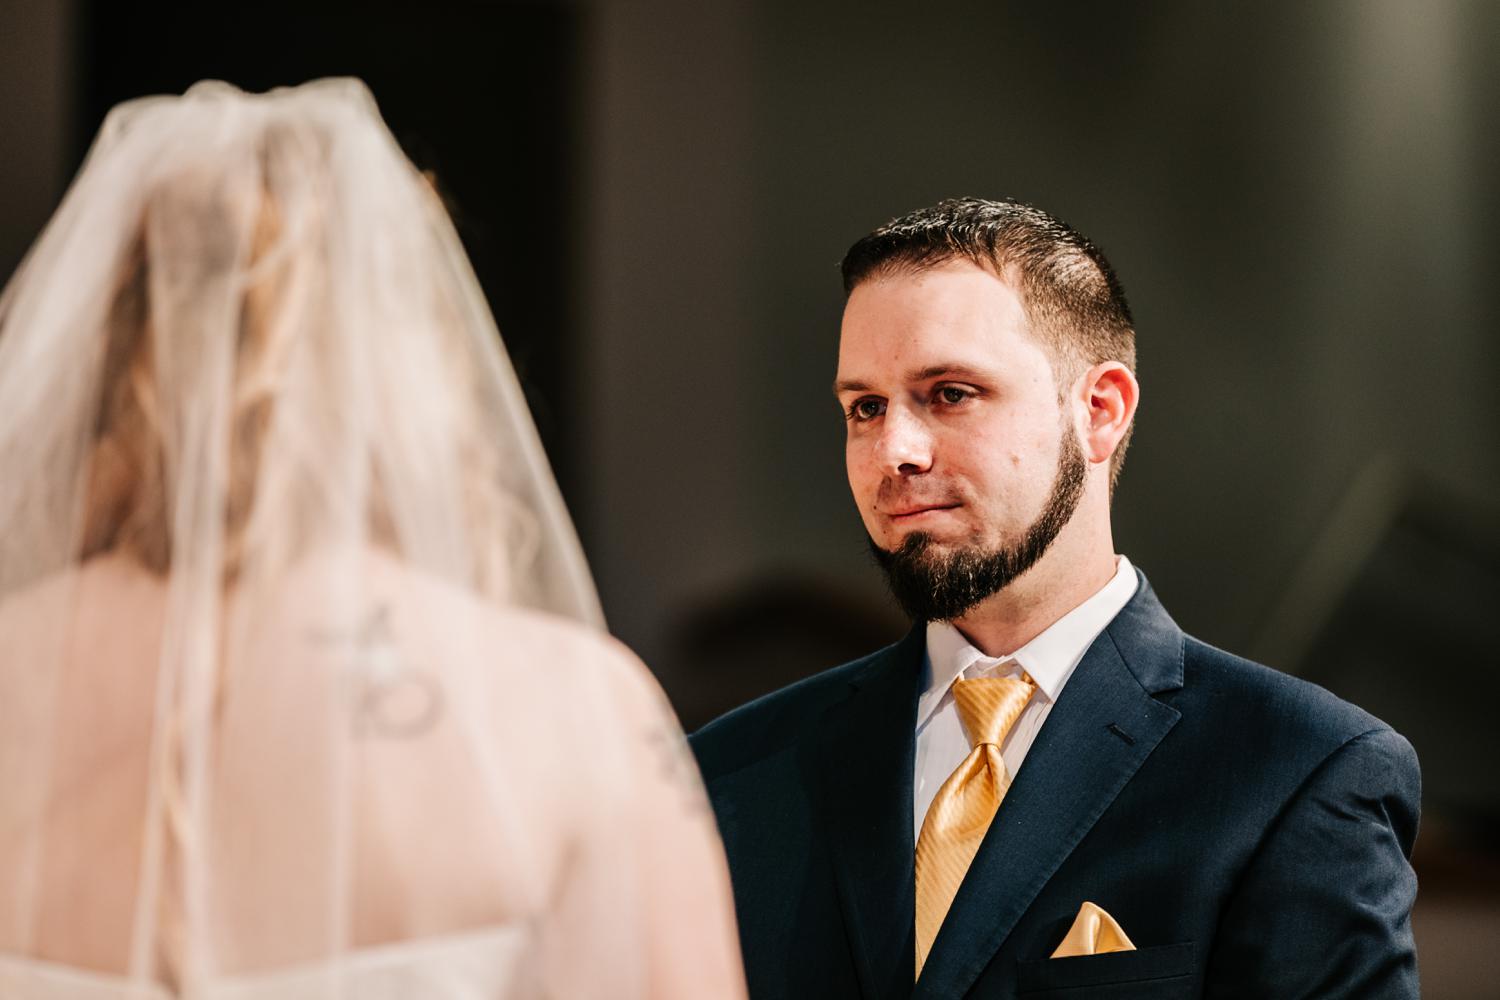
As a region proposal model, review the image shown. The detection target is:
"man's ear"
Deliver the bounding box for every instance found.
[1078,362,1138,466]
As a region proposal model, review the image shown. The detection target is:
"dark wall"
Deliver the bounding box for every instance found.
[0,0,71,284]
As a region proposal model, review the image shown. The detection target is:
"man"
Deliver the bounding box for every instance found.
[689,198,1420,998]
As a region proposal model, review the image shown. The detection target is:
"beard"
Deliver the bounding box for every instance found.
[869,429,1088,622]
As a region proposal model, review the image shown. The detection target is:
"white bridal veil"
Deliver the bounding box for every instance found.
[0,79,743,998]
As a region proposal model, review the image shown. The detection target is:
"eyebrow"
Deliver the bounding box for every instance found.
[833,363,996,396]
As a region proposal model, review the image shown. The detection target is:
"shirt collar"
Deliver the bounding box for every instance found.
[917,555,1138,730]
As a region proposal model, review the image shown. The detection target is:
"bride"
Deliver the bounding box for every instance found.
[0,79,746,998]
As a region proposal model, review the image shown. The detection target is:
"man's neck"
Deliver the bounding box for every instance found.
[949,519,1119,658]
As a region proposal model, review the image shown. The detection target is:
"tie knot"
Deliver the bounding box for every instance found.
[952,674,1035,749]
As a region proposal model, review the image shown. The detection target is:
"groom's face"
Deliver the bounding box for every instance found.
[835,258,1078,575]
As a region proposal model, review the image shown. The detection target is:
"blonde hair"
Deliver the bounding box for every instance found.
[78,137,524,599]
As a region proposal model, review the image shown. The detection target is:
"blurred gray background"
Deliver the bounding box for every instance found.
[3,0,1497,993]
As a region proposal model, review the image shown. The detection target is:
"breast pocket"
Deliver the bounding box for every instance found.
[1015,942,1195,998]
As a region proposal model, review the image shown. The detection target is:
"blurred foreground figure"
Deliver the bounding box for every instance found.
[691,198,1420,998]
[0,79,745,999]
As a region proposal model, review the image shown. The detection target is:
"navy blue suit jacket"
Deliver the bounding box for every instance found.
[690,572,1420,998]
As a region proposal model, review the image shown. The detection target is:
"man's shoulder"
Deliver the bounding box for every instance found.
[689,633,914,780]
[1176,632,1407,762]
[1105,571,1398,754]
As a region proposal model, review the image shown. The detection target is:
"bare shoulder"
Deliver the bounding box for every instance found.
[358,550,658,695]
[0,555,165,655]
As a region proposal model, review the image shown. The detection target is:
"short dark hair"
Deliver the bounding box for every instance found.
[840,197,1136,490]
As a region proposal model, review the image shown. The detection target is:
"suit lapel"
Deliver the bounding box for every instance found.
[818,628,925,999]
[914,575,1185,999]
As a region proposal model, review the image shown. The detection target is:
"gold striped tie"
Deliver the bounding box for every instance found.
[914,673,1036,975]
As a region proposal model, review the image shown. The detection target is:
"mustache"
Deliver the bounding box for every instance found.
[874,479,968,510]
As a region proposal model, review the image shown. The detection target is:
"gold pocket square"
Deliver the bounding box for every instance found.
[1050,901,1136,958]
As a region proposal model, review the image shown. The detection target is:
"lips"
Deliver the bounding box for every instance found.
[887,504,960,520]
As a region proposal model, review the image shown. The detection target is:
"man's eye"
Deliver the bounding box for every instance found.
[937,386,971,405]
[848,398,885,422]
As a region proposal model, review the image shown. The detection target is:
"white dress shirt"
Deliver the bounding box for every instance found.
[913,555,1139,838]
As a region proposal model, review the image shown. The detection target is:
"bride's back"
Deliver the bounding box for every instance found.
[0,550,705,993]
[0,80,743,998]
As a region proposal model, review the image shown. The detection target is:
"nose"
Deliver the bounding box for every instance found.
[874,404,934,477]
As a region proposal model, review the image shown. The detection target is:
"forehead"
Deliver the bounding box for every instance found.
[836,258,1049,385]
